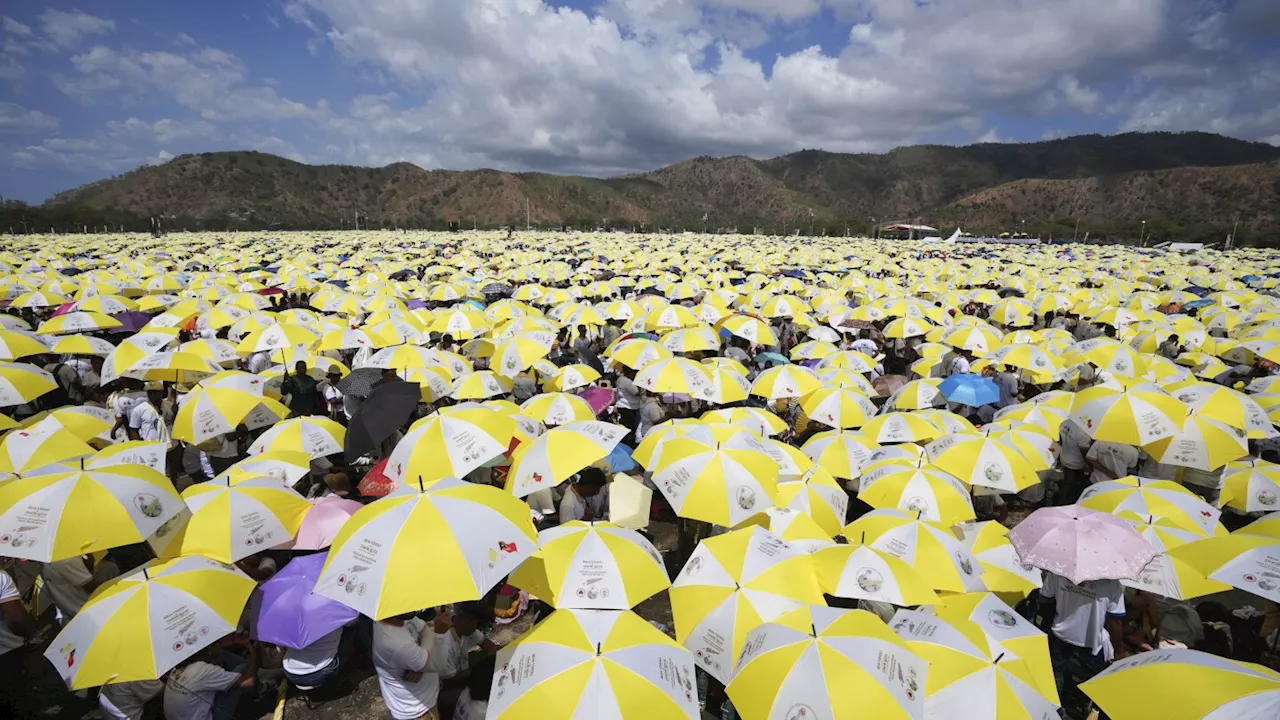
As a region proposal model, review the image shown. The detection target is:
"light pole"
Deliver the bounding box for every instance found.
[472,215,477,231]
[1230,214,1240,249]
[1140,220,1146,247]
[1072,217,1080,242]
[869,216,877,239]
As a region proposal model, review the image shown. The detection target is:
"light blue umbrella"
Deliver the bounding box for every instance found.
[938,373,999,407]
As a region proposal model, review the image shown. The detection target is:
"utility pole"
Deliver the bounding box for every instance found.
[1072,217,1080,241]
[526,198,531,231]
[1229,214,1240,250]
[472,215,477,231]
[1140,220,1147,247]
[808,208,815,237]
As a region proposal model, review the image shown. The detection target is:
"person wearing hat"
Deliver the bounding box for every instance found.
[281,361,322,417]
[320,368,346,423]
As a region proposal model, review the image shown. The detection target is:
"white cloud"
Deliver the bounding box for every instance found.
[2,16,33,37]
[53,44,319,122]
[39,9,115,49]
[277,0,1189,175]
[976,127,1007,144]
[1058,75,1100,114]
[0,102,58,134]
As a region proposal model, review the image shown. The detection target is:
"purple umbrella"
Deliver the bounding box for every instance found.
[109,311,154,334]
[253,553,357,650]
[1007,505,1157,584]
[406,298,429,310]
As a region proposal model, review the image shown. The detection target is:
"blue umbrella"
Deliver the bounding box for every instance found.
[606,442,637,473]
[938,373,1000,407]
[755,352,790,367]
[1183,299,1214,310]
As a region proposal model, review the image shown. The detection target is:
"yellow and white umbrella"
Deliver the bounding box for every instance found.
[846,509,985,593]
[976,342,1063,374]
[1074,337,1148,382]
[49,334,115,357]
[544,363,602,392]
[651,439,779,527]
[858,462,976,524]
[660,325,721,354]
[726,605,928,720]
[1080,477,1221,536]
[44,556,255,690]
[1068,387,1186,444]
[1123,521,1231,601]
[814,544,940,606]
[636,356,715,398]
[506,421,627,498]
[172,371,289,445]
[0,417,96,474]
[520,392,596,426]
[168,475,311,563]
[701,407,789,437]
[750,364,823,401]
[454,370,515,399]
[925,434,1041,493]
[0,361,57,407]
[861,411,943,444]
[991,402,1067,440]
[0,328,48,360]
[1168,533,1280,602]
[1082,649,1280,720]
[816,350,879,373]
[801,429,878,480]
[800,387,877,429]
[235,323,320,354]
[246,416,346,458]
[1168,382,1276,439]
[491,335,553,378]
[890,607,1059,720]
[775,467,848,536]
[888,378,946,410]
[669,527,824,683]
[718,314,778,346]
[179,338,241,365]
[485,608,699,719]
[36,311,123,335]
[934,592,1058,700]
[384,408,516,486]
[0,464,183,562]
[509,521,669,609]
[604,338,672,370]
[1221,459,1280,513]
[316,477,536,619]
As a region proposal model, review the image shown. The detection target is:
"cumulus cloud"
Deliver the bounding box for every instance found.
[0,102,58,134]
[39,9,114,49]
[5,0,1280,193]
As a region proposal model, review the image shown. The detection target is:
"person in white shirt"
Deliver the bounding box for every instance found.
[100,680,165,720]
[163,641,259,720]
[128,385,168,442]
[614,369,643,430]
[282,621,355,689]
[373,612,441,720]
[1086,440,1138,485]
[246,351,272,375]
[558,468,606,525]
[110,385,147,442]
[1038,572,1126,696]
[1057,418,1092,503]
[945,351,972,378]
[432,604,499,719]
[41,556,100,622]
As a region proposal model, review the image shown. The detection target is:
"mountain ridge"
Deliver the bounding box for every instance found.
[30,131,1280,243]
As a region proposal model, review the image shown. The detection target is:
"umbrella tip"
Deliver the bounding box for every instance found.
[596,641,602,656]
[994,652,1004,665]
[418,475,424,492]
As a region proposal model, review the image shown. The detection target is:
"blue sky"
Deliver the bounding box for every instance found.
[2,0,1279,202]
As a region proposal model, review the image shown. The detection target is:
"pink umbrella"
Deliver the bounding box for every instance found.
[1006,505,1157,584]
[290,496,364,550]
[579,386,615,415]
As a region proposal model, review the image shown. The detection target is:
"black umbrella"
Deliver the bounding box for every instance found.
[335,367,384,399]
[344,380,421,461]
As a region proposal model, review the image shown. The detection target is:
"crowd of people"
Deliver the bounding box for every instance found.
[1,231,1279,720]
